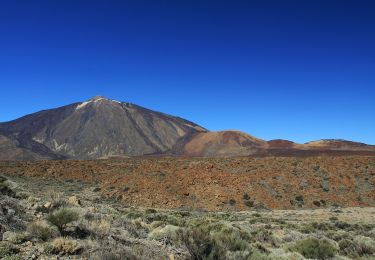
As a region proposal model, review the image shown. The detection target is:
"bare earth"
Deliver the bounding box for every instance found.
[0,156,374,211]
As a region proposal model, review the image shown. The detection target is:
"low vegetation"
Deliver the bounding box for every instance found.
[0,174,375,259]
[290,237,337,259]
[46,207,79,234]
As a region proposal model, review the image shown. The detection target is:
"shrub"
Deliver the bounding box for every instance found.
[245,200,254,208]
[255,229,281,247]
[2,255,22,260]
[229,199,236,206]
[148,224,180,241]
[27,221,58,241]
[144,212,185,226]
[3,231,29,244]
[45,190,66,210]
[47,207,79,233]
[126,211,143,220]
[0,175,7,183]
[145,208,157,214]
[0,181,15,197]
[118,218,149,239]
[91,248,137,260]
[243,193,250,200]
[178,227,215,259]
[329,216,338,222]
[50,238,82,255]
[0,243,18,258]
[353,235,375,256]
[290,237,337,259]
[178,226,258,260]
[211,231,251,258]
[313,201,321,207]
[84,219,111,239]
[339,239,358,257]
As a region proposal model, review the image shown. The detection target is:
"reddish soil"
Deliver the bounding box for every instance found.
[0,156,374,211]
[171,131,375,157]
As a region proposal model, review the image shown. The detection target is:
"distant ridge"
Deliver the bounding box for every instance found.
[0,97,374,160]
[170,131,375,157]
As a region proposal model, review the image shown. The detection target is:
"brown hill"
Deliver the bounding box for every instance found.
[171,130,267,156]
[172,131,375,157]
[304,139,375,151]
[267,139,298,148]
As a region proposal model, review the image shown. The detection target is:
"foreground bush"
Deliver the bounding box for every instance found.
[353,235,375,256]
[91,247,137,260]
[179,227,212,259]
[3,231,29,244]
[81,219,111,239]
[48,238,82,255]
[0,243,18,258]
[47,207,79,233]
[178,226,264,260]
[290,237,337,259]
[27,221,58,241]
[0,180,15,197]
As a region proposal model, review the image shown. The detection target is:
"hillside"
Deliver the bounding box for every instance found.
[172,131,375,157]
[0,96,206,160]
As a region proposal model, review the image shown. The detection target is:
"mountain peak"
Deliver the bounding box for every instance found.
[76,96,122,110]
[90,95,107,101]
[0,97,207,159]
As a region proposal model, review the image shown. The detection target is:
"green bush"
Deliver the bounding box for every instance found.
[27,221,58,241]
[178,227,213,259]
[47,207,79,233]
[211,232,251,257]
[145,208,157,214]
[0,175,7,183]
[3,232,29,244]
[50,237,82,255]
[353,236,375,256]
[339,236,375,257]
[290,237,337,259]
[0,243,18,258]
[178,226,260,260]
[339,239,358,257]
[0,181,15,197]
[2,256,22,260]
[91,247,137,260]
[245,200,254,208]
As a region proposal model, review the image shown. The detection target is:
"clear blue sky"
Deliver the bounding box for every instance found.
[0,0,374,144]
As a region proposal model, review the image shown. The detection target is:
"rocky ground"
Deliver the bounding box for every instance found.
[1,173,375,259]
[0,156,374,210]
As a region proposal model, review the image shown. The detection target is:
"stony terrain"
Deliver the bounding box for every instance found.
[0,156,374,211]
[1,173,375,259]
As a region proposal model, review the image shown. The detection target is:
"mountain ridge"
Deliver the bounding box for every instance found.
[1,96,374,160]
[0,96,207,160]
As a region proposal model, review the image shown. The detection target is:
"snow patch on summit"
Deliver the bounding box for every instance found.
[75,97,122,110]
[76,101,90,110]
